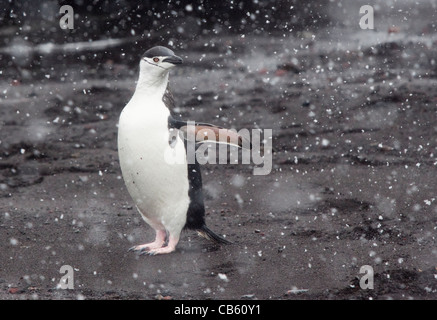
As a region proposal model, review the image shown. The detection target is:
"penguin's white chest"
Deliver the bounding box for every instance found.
[117,96,190,232]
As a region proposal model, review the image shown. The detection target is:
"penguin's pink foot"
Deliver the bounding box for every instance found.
[143,245,176,255]
[128,242,162,252]
[128,229,166,253]
[142,234,179,255]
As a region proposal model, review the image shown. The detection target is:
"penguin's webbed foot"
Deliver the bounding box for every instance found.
[128,230,167,253]
[135,234,179,255]
[128,244,175,255]
[128,232,179,255]
[143,245,176,255]
[128,243,163,253]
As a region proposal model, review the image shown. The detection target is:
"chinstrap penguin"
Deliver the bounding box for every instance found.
[118,46,245,255]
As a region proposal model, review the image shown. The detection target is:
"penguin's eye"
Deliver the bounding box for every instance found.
[153,57,160,63]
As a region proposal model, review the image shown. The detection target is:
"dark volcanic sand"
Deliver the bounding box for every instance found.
[1,1,437,300]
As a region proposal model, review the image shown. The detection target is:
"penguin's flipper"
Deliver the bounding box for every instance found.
[177,124,251,150]
[197,225,232,245]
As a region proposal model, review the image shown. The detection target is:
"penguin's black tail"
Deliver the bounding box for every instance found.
[197,225,232,245]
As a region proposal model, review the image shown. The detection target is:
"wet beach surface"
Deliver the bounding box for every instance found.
[1,1,437,299]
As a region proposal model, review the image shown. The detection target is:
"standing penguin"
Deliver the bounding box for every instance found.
[118,46,244,255]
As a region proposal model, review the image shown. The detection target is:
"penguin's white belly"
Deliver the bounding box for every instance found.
[117,101,190,233]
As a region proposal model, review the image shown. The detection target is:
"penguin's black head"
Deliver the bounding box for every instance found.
[141,46,183,69]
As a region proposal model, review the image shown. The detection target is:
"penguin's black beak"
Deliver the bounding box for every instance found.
[163,55,183,65]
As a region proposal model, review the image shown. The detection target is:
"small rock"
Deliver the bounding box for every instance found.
[8,287,20,294]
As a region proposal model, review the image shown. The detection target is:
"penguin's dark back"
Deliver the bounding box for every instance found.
[184,159,206,230]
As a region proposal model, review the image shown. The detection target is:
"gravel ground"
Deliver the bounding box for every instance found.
[1,1,437,300]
